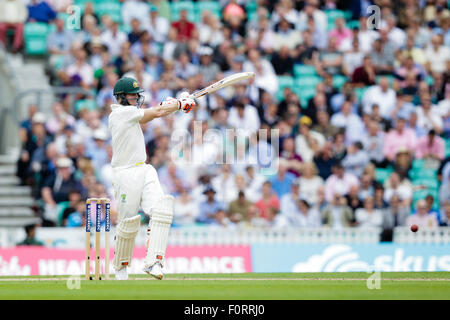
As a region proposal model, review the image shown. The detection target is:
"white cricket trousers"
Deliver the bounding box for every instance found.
[111,163,165,223]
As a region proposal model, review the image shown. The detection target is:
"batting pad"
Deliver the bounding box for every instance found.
[144,195,174,267]
[113,215,141,271]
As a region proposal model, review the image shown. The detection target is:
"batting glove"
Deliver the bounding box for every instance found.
[178,91,195,113]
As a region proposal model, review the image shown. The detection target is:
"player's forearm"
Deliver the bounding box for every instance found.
[139,100,179,124]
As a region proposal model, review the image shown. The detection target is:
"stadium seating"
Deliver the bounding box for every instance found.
[95,1,122,22]
[325,9,345,31]
[375,166,393,184]
[294,86,316,108]
[295,75,322,90]
[196,1,222,21]
[293,64,317,77]
[332,74,348,89]
[170,1,196,22]
[24,22,51,56]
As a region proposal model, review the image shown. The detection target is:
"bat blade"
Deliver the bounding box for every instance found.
[192,72,255,99]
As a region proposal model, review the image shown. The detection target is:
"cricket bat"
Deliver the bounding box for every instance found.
[191,72,255,99]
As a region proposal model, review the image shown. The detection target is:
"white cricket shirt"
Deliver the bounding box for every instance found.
[108,104,146,168]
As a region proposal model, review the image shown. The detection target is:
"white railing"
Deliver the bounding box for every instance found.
[167,227,382,245]
[393,227,450,244]
[2,226,450,248]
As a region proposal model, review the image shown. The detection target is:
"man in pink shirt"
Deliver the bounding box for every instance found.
[324,163,359,202]
[328,17,352,49]
[383,116,417,162]
[415,129,445,160]
[406,200,439,228]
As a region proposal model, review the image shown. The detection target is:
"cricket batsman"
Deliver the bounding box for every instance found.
[109,77,195,280]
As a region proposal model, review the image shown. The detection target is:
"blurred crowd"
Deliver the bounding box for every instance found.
[3,0,450,240]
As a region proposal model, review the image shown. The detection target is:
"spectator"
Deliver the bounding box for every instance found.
[297,0,327,35]
[123,57,153,91]
[295,116,325,163]
[171,9,196,43]
[0,0,28,53]
[280,136,303,177]
[265,207,290,228]
[41,157,86,226]
[304,93,333,125]
[269,158,296,199]
[65,200,86,228]
[243,48,279,96]
[355,196,384,229]
[196,186,224,224]
[227,100,260,136]
[298,162,324,205]
[382,194,409,233]
[361,120,387,168]
[343,38,365,79]
[324,163,359,202]
[351,55,376,87]
[415,96,444,135]
[121,0,150,28]
[313,141,337,180]
[316,36,343,76]
[280,180,301,216]
[406,199,439,228]
[243,165,265,203]
[439,201,450,226]
[356,16,379,53]
[147,6,169,44]
[369,37,395,75]
[424,34,449,75]
[174,51,198,80]
[394,55,425,89]
[358,172,376,201]
[198,46,220,85]
[64,48,94,89]
[173,187,198,226]
[328,17,352,50]
[362,77,397,119]
[383,172,413,207]
[86,128,110,174]
[27,0,56,24]
[345,184,362,216]
[384,15,406,49]
[341,141,370,178]
[47,17,76,69]
[330,100,364,144]
[273,17,302,51]
[228,191,253,224]
[17,224,44,246]
[255,181,280,220]
[383,116,417,163]
[127,18,142,45]
[79,2,100,28]
[60,190,83,227]
[210,208,236,229]
[288,198,322,228]
[415,129,445,161]
[271,45,295,76]
[321,193,354,229]
[312,110,339,141]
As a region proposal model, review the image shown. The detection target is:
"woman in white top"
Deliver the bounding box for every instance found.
[298,162,324,205]
[355,196,384,229]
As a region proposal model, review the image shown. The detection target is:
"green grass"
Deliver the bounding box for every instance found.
[1,273,449,300]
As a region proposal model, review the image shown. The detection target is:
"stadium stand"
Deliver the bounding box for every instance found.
[0,0,448,244]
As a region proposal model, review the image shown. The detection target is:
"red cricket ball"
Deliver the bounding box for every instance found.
[411,224,419,232]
